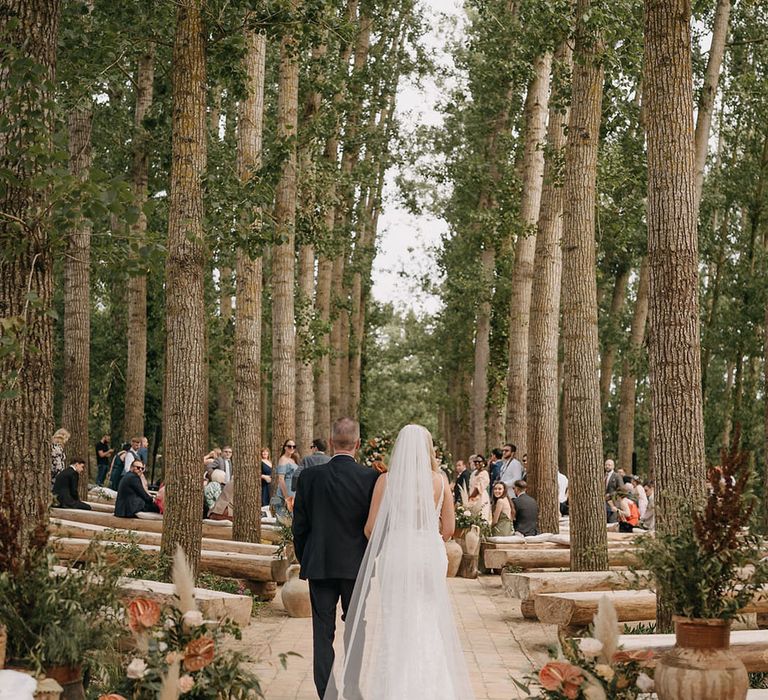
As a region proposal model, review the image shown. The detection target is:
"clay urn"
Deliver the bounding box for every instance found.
[281,565,312,618]
[655,617,748,700]
[462,525,481,557]
[445,540,462,577]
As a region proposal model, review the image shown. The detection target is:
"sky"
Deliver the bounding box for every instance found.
[370,0,465,316]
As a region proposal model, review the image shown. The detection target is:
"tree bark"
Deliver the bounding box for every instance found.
[0,0,61,570]
[644,0,707,630]
[599,267,631,413]
[161,0,208,575]
[314,255,333,437]
[232,28,266,544]
[124,49,155,442]
[271,3,301,454]
[693,0,731,210]
[217,266,233,442]
[526,43,572,535]
[504,52,552,453]
[295,243,315,453]
[472,244,495,454]
[617,259,649,474]
[560,0,608,572]
[62,104,92,497]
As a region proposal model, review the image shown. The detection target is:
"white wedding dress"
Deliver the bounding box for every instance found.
[324,425,476,700]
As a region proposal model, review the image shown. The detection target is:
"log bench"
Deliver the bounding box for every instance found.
[50,518,279,557]
[51,537,289,584]
[534,589,768,631]
[615,630,768,673]
[483,546,638,570]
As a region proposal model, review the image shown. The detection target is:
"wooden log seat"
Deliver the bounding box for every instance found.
[503,570,647,600]
[483,546,638,571]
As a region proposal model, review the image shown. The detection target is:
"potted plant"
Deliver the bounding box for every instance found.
[634,446,768,700]
[0,544,126,699]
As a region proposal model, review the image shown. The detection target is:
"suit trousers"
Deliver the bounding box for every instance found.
[308,578,362,699]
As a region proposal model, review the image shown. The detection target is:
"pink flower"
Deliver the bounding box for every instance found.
[178,675,195,693]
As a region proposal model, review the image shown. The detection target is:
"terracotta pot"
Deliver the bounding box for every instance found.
[45,664,85,700]
[281,565,312,618]
[445,540,462,577]
[453,527,467,541]
[655,617,748,700]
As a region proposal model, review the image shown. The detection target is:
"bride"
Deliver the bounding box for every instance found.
[325,424,476,700]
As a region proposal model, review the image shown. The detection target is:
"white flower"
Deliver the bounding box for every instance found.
[636,672,655,692]
[164,617,175,629]
[178,674,195,693]
[578,638,604,658]
[158,641,168,652]
[182,610,204,630]
[126,657,148,679]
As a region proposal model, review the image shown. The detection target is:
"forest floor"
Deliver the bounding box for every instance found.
[234,575,554,699]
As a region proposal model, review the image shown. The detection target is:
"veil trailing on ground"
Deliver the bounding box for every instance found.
[325,424,475,700]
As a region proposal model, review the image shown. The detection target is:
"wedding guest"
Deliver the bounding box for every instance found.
[522,453,528,478]
[639,481,655,530]
[108,442,130,491]
[609,484,639,533]
[512,480,538,537]
[209,480,234,521]
[52,458,92,510]
[208,445,234,482]
[468,455,491,523]
[498,443,524,498]
[272,439,298,521]
[138,436,149,464]
[51,428,71,485]
[490,481,515,536]
[558,471,569,516]
[95,434,114,486]
[453,460,470,503]
[604,458,622,495]
[293,438,331,487]
[203,447,221,469]
[261,448,273,508]
[631,474,648,517]
[115,460,159,518]
[204,469,226,514]
[122,436,142,475]
[489,448,503,485]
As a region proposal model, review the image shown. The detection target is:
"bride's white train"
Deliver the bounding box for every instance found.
[325,424,476,700]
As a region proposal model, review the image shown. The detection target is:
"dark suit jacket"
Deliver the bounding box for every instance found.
[605,471,623,495]
[115,472,156,518]
[207,456,233,479]
[292,454,379,581]
[52,467,91,510]
[513,492,539,536]
[453,469,470,503]
[292,452,331,488]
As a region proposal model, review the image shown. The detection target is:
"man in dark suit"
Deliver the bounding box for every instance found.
[115,460,159,518]
[52,458,92,510]
[604,458,623,495]
[208,445,233,482]
[292,417,379,700]
[512,479,539,537]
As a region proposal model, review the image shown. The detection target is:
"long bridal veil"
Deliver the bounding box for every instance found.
[325,424,475,700]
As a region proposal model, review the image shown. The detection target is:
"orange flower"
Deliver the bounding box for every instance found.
[613,649,655,665]
[372,460,388,474]
[539,661,584,699]
[126,598,161,632]
[99,695,128,700]
[183,635,216,672]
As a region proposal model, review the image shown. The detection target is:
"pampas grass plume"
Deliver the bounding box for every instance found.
[593,595,619,664]
[159,659,180,700]
[172,545,198,614]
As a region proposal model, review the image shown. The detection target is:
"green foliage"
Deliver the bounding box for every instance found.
[0,546,125,674]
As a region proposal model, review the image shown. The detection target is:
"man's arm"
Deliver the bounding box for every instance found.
[292,473,310,564]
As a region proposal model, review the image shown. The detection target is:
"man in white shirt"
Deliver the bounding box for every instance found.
[123,436,142,474]
[498,443,524,497]
[557,471,569,515]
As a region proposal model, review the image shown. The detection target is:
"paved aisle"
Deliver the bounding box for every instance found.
[240,576,553,700]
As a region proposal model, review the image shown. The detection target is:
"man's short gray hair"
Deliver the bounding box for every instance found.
[332,417,360,450]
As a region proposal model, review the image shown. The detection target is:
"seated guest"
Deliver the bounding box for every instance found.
[209,480,234,521]
[491,481,515,536]
[609,483,640,533]
[115,459,159,518]
[512,480,538,537]
[639,481,655,530]
[52,458,92,510]
[204,469,226,514]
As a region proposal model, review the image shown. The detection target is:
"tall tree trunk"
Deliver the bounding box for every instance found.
[271,5,300,454]
[217,266,233,442]
[232,28,266,544]
[295,244,315,453]
[526,43,572,535]
[62,104,92,496]
[561,0,608,572]
[693,0,731,210]
[314,255,333,437]
[124,49,155,440]
[472,245,495,453]
[504,52,552,452]
[599,267,631,412]
[161,0,208,574]
[0,0,61,569]
[764,301,768,530]
[617,259,649,473]
[645,0,707,630]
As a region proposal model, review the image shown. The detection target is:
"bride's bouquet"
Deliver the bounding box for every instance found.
[514,597,655,699]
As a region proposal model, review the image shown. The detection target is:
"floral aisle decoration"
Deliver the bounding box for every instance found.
[102,547,263,699]
[361,434,393,469]
[513,597,655,699]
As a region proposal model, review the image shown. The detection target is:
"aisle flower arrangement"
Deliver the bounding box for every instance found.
[361,434,393,469]
[514,597,655,700]
[101,548,263,699]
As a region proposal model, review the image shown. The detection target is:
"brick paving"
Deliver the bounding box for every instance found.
[238,575,556,700]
